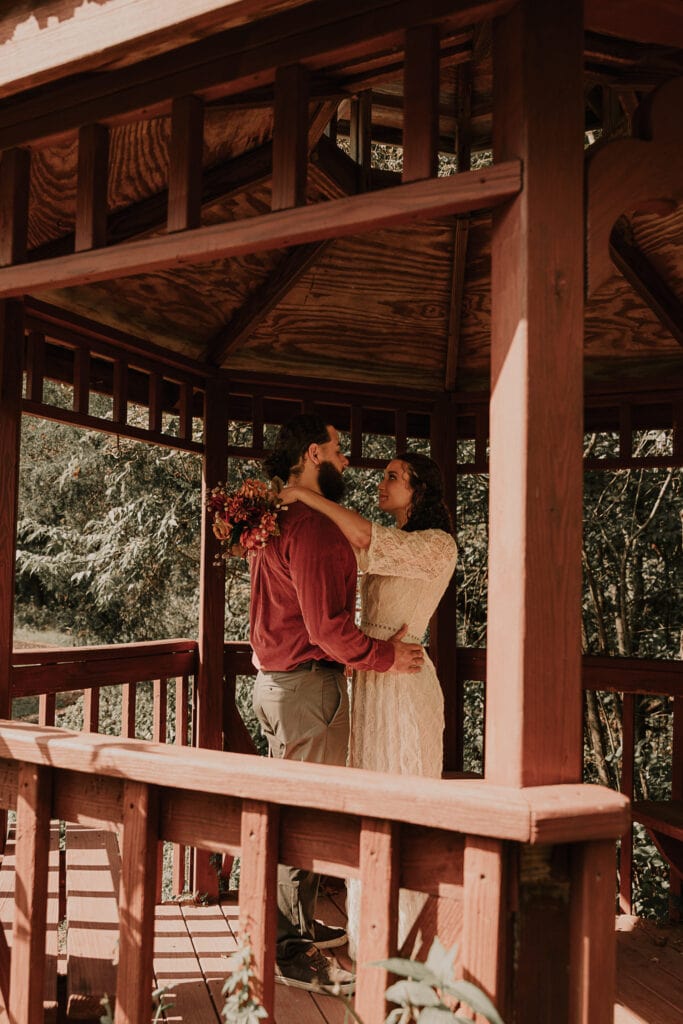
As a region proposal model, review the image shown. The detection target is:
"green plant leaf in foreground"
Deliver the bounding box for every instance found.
[442,980,505,1024]
[372,958,438,984]
[385,980,440,1007]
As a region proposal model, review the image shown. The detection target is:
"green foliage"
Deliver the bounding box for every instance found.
[375,938,505,1024]
[99,985,174,1024]
[221,941,268,1024]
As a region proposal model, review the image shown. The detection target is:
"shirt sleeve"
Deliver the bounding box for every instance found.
[357,523,457,580]
[288,516,394,672]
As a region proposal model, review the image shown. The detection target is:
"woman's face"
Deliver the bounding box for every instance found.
[378,459,414,522]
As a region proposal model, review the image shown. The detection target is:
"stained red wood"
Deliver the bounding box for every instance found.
[569,840,617,1024]
[239,800,278,1020]
[355,819,399,1023]
[272,64,309,211]
[619,693,635,913]
[66,825,120,1019]
[349,91,372,191]
[25,331,45,404]
[461,836,506,1014]
[402,25,440,183]
[0,161,522,297]
[75,124,109,252]
[610,219,683,349]
[0,148,30,267]
[172,674,190,894]
[37,693,55,728]
[121,683,136,739]
[167,95,205,233]
[73,346,90,415]
[112,359,127,425]
[82,689,100,733]
[116,780,159,1024]
[486,0,584,787]
[9,763,52,1024]
[0,301,25,729]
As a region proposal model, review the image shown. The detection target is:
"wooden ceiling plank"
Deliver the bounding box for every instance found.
[75,124,110,253]
[272,64,310,211]
[403,25,440,183]
[0,160,521,297]
[167,96,205,233]
[610,220,683,349]
[207,241,331,364]
[0,148,30,267]
[0,0,510,151]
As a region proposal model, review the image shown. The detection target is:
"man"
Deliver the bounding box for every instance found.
[250,413,423,994]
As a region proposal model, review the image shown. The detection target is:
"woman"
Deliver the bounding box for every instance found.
[280,451,456,951]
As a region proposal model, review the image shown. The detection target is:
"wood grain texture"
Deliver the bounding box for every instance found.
[239,801,278,1019]
[0,149,30,267]
[486,0,584,787]
[167,96,205,233]
[66,826,120,1019]
[355,819,399,1024]
[272,64,309,211]
[0,721,630,844]
[9,763,52,1024]
[461,836,507,1014]
[403,25,440,183]
[75,124,110,252]
[152,903,220,1022]
[116,781,159,1024]
[569,840,617,1024]
[0,161,522,299]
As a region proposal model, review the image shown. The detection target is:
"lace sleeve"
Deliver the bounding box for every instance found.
[356,523,456,580]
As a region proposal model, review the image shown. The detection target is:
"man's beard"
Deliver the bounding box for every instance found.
[318,461,346,503]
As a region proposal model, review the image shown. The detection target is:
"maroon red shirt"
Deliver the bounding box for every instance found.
[250,503,394,673]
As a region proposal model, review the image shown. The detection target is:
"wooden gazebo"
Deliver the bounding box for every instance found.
[0,1,681,1022]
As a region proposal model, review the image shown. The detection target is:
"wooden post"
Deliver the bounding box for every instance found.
[0,148,30,267]
[461,836,507,1015]
[430,394,461,772]
[486,0,584,788]
[195,379,229,896]
[167,95,204,232]
[239,800,279,1021]
[569,840,617,1024]
[9,763,52,1024]
[355,819,399,1024]
[116,781,159,1024]
[75,124,109,252]
[272,64,309,211]
[0,299,24,851]
[403,25,440,183]
[349,91,372,192]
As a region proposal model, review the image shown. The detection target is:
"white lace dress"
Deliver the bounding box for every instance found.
[346,523,457,954]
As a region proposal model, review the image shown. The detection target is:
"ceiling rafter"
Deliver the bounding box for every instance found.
[610,218,683,349]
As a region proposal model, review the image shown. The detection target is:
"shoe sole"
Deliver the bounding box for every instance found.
[314,934,348,950]
[274,974,354,997]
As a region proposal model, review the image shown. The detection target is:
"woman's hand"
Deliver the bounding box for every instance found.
[279,485,301,504]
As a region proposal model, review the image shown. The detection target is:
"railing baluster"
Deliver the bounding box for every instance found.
[619,692,636,914]
[25,331,45,403]
[83,689,100,733]
[121,682,136,739]
[669,695,682,919]
[569,840,617,1024]
[356,818,399,1024]
[38,692,56,727]
[172,673,190,895]
[239,800,279,1020]
[9,763,52,1024]
[116,781,159,1024]
[153,678,168,902]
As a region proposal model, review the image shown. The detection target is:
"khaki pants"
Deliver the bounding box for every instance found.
[253,662,349,959]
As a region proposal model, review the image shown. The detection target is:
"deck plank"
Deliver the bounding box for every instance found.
[153,903,220,1023]
[615,917,683,1024]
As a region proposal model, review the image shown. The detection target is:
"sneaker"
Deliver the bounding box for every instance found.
[275,944,355,996]
[309,920,348,950]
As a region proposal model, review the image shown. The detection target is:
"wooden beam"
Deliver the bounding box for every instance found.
[610,218,683,349]
[487,0,584,787]
[0,0,510,151]
[208,241,330,363]
[75,124,110,252]
[272,64,309,211]
[0,148,30,267]
[0,161,522,297]
[167,95,205,233]
[239,801,279,1019]
[402,25,440,183]
[349,91,373,191]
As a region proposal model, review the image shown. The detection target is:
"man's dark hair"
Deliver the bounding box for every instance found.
[263,413,330,482]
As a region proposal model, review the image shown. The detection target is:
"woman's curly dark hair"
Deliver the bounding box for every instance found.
[263,413,329,482]
[396,451,453,534]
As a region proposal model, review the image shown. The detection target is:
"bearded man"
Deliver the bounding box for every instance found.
[250,413,423,994]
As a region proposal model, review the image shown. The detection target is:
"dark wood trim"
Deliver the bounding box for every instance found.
[445,215,469,391]
[349,90,373,191]
[0,0,510,150]
[0,148,30,267]
[402,24,440,183]
[167,96,205,233]
[272,64,309,211]
[0,161,522,296]
[75,124,110,252]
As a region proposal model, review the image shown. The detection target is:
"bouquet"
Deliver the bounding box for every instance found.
[207,478,285,560]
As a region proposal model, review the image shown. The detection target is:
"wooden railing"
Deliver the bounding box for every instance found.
[10,638,198,895]
[0,719,628,1024]
[456,647,683,916]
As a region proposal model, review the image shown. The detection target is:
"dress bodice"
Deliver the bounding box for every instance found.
[356,523,457,643]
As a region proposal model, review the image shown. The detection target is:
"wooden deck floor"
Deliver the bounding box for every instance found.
[148,899,682,1024]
